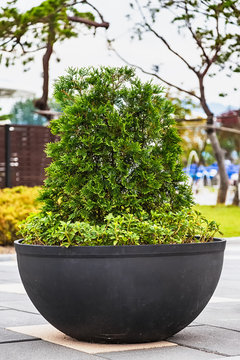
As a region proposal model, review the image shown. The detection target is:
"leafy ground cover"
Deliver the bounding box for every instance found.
[0,202,238,254]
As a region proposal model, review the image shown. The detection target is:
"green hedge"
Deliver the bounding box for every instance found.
[0,186,40,245]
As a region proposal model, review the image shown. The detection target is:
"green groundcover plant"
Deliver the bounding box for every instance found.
[19,67,221,246]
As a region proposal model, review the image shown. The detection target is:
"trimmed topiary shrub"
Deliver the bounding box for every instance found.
[0,186,40,245]
[19,67,221,246]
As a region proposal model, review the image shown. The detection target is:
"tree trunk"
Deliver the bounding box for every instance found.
[207,131,229,203]
[232,167,240,206]
[34,40,53,120]
[232,182,239,206]
[199,78,229,204]
[232,123,240,205]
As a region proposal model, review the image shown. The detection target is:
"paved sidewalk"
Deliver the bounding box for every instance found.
[0,238,240,360]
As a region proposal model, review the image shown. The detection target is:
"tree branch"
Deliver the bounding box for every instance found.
[110,45,201,100]
[183,1,210,66]
[134,0,199,75]
[201,16,221,78]
[21,45,47,54]
[82,0,105,23]
[18,41,27,54]
[67,15,109,29]
[201,47,221,79]
[0,36,15,48]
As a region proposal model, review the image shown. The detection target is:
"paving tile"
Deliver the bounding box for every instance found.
[210,296,240,304]
[0,327,37,343]
[0,290,39,313]
[213,273,240,298]
[8,324,176,354]
[0,275,20,283]
[213,357,240,360]
[214,288,240,301]
[2,300,39,314]
[195,302,240,331]
[0,283,26,294]
[188,323,204,327]
[0,256,16,263]
[0,309,47,328]
[0,340,105,360]
[227,253,240,258]
[0,259,18,269]
[0,292,27,304]
[0,289,32,301]
[169,325,240,356]
[97,346,223,360]
[0,278,21,285]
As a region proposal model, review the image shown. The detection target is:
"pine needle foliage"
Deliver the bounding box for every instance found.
[19,67,221,246]
[42,67,192,219]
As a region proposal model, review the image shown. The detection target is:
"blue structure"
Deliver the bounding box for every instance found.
[184,162,240,181]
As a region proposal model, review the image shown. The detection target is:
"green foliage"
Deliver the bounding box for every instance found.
[20,208,221,247]
[0,186,40,245]
[0,106,11,121]
[10,99,46,125]
[20,66,221,246]
[0,114,11,121]
[0,0,107,70]
[43,66,193,219]
[10,99,61,125]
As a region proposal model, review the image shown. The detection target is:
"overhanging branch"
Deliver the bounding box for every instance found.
[68,15,109,28]
[110,46,201,100]
[134,0,199,75]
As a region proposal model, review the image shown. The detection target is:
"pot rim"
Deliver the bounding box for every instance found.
[14,238,226,258]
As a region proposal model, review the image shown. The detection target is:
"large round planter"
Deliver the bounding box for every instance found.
[14,238,226,344]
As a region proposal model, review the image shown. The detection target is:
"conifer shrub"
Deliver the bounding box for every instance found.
[19,67,221,246]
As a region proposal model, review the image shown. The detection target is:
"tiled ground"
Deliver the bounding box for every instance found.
[0,238,240,360]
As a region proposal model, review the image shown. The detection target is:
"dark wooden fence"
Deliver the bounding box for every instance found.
[0,124,56,188]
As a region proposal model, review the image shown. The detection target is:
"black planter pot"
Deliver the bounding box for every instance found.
[14,238,225,344]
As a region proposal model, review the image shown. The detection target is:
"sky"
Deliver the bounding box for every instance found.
[0,0,239,116]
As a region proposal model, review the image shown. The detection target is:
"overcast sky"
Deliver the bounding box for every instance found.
[0,0,239,115]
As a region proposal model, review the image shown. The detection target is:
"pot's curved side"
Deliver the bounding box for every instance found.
[14,239,226,343]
